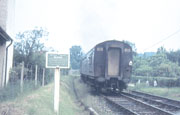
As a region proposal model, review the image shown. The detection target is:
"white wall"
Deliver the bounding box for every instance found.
[0,0,15,87]
[0,0,8,88]
[0,43,6,87]
[6,0,16,85]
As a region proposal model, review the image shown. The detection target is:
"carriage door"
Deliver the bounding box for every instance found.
[108,48,121,76]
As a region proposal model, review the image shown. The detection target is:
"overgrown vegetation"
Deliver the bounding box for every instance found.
[14,27,48,67]
[133,47,180,78]
[70,45,84,69]
[0,75,83,115]
[0,80,39,102]
[11,27,54,84]
[26,75,82,115]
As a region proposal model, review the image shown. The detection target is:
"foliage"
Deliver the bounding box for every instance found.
[9,63,28,81]
[1,76,82,115]
[133,46,180,78]
[0,80,38,102]
[12,27,54,82]
[14,27,48,66]
[166,49,180,66]
[70,45,84,69]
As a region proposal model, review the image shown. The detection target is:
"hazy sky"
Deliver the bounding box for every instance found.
[15,0,180,53]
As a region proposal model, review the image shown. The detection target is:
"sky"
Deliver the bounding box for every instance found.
[15,0,180,53]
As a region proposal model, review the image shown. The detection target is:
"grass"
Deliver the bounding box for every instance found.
[128,83,180,100]
[22,84,54,115]
[0,80,39,102]
[0,75,82,115]
[59,75,82,115]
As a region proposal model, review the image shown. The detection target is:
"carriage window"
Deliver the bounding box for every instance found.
[97,47,103,51]
[124,48,131,52]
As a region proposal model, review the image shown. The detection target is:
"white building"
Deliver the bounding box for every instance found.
[0,0,15,88]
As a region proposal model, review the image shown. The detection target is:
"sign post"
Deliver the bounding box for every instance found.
[46,52,70,114]
[54,67,60,113]
[20,61,24,93]
[35,65,38,87]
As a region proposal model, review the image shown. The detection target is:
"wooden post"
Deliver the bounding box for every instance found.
[42,68,45,86]
[31,65,33,79]
[54,67,60,114]
[35,65,38,86]
[20,61,24,93]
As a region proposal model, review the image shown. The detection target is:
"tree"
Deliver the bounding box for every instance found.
[14,27,49,67]
[132,56,151,75]
[135,65,153,76]
[157,46,166,54]
[167,50,180,66]
[133,46,180,78]
[12,27,50,81]
[70,46,83,69]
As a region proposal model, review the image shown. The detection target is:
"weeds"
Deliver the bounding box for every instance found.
[0,80,40,102]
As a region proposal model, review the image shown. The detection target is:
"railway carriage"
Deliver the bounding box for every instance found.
[80,40,133,92]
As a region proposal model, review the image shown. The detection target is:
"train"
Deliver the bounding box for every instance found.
[80,40,133,93]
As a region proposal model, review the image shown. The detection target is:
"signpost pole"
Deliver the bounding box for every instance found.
[46,52,70,115]
[20,61,24,93]
[54,67,60,114]
[35,65,38,87]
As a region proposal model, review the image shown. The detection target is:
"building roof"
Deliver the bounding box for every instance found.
[0,26,12,44]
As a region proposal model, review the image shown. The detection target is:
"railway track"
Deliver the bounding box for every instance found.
[123,90,180,114]
[128,90,180,108]
[102,91,180,115]
[74,76,180,114]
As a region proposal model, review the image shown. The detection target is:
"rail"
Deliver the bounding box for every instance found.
[102,93,176,115]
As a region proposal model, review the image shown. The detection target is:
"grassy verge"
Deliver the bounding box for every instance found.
[18,83,54,115]
[0,80,40,102]
[0,75,82,115]
[128,83,180,100]
[59,75,82,115]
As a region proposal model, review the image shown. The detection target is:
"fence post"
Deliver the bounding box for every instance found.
[42,68,45,86]
[35,65,38,87]
[31,65,33,79]
[20,61,24,93]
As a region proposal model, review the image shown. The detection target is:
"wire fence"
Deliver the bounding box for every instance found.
[9,61,55,92]
[10,61,70,87]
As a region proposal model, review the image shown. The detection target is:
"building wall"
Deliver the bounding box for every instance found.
[6,0,15,85]
[0,0,8,30]
[0,0,15,87]
[0,43,6,87]
[0,0,8,88]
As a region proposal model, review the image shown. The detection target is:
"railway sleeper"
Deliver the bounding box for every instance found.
[123,92,180,113]
[121,94,174,115]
